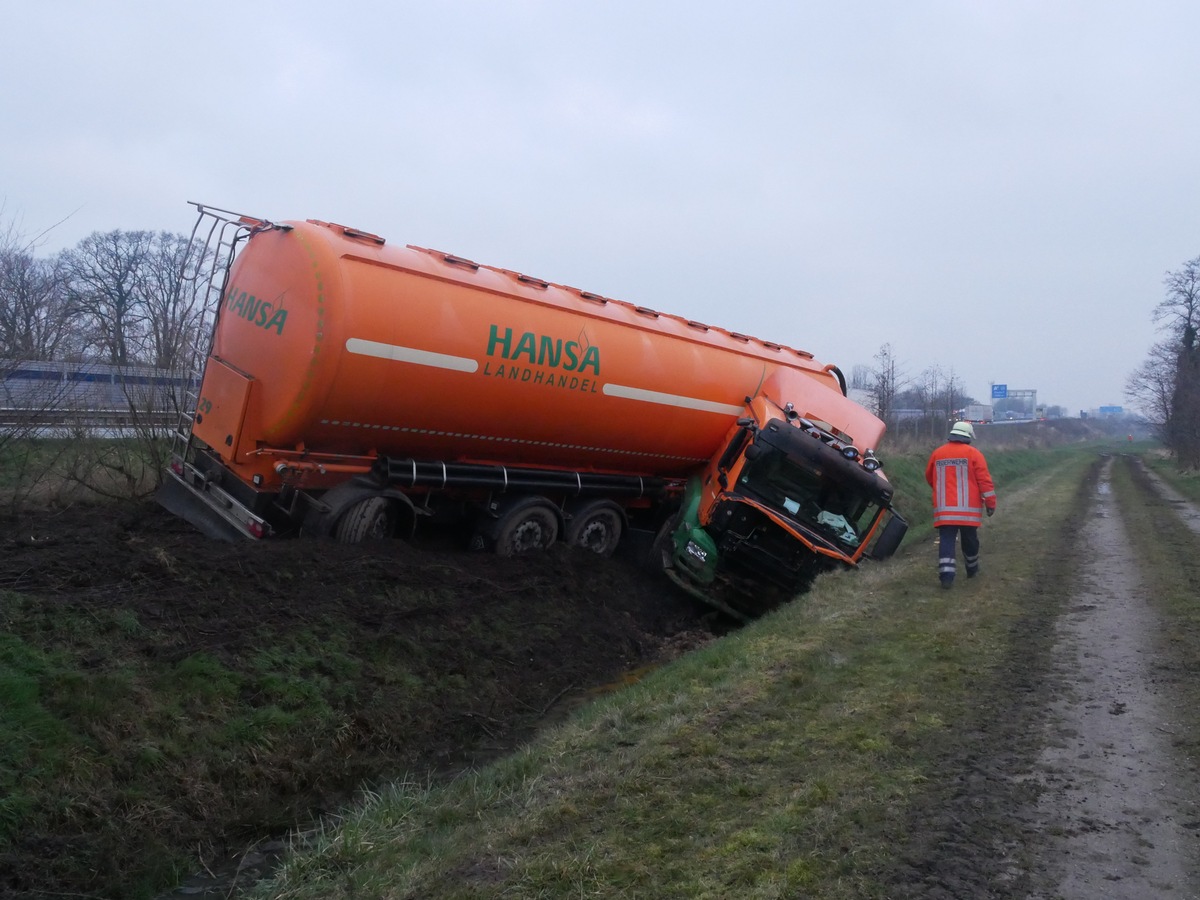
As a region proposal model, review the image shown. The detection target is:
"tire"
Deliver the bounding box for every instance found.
[565,501,624,557]
[494,501,559,556]
[334,496,395,543]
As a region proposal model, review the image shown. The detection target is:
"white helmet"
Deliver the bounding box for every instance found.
[950,421,975,442]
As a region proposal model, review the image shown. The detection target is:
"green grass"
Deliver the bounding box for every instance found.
[0,436,169,505]
[0,595,369,895]
[880,438,1089,535]
[1142,451,1200,503]
[0,436,1128,897]
[249,447,1101,899]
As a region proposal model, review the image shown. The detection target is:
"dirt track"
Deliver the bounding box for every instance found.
[1022,459,1199,897]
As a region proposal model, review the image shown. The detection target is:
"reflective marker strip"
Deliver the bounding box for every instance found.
[345,339,736,416]
[346,338,479,373]
[603,383,743,416]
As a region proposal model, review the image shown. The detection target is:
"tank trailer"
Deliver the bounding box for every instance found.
[159,205,907,618]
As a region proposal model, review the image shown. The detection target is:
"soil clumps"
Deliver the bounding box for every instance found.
[0,501,718,898]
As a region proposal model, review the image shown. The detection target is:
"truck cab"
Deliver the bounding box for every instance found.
[657,394,906,619]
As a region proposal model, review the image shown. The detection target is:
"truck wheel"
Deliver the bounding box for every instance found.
[494,502,559,556]
[334,497,394,543]
[565,501,624,557]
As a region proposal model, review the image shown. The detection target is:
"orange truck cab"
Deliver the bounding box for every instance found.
[159,205,906,619]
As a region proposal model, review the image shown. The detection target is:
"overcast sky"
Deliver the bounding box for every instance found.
[4,1,1198,416]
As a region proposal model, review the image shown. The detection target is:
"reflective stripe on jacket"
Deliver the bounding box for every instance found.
[924,441,997,528]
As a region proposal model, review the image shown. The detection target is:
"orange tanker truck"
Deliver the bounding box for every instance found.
[159,204,907,619]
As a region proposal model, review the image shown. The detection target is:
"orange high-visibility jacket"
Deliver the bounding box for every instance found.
[925,440,997,528]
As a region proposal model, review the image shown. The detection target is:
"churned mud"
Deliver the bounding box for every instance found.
[0,502,718,899]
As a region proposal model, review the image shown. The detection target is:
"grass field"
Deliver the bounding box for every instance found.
[247,443,1104,899]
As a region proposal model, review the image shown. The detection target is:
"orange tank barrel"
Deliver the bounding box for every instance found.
[196,218,883,490]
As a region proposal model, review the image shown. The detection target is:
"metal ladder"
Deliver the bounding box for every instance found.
[166,204,261,467]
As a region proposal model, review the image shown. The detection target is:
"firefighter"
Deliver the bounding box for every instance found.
[924,421,997,588]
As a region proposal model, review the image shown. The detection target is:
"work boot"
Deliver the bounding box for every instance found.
[966,566,980,579]
[940,576,954,590]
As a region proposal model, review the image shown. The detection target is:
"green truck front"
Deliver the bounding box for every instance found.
[656,395,907,620]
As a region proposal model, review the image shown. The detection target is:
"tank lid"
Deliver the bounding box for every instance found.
[307,219,386,246]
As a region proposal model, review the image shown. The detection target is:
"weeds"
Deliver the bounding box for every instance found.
[0,436,167,512]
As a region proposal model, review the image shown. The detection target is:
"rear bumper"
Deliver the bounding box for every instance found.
[156,459,269,541]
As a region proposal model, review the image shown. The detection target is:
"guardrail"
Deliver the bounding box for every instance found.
[2,360,194,436]
[1,408,177,426]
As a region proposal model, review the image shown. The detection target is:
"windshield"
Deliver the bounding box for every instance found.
[735,440,885,549]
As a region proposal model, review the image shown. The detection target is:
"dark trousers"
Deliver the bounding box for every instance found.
[937,525,980,583]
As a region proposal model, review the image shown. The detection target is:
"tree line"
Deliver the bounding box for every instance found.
[852,344,1067,439]
[1127,255,1200,469]
[0,218,219,506]
[850,344,974,438]
[1,221,209,372]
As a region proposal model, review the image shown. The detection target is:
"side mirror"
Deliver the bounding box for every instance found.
[868,512,908,560]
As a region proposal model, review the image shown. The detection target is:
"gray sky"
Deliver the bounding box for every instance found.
[5,1,1198,416]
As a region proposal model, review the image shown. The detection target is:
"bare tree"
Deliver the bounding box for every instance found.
[0,248,73,360]
[0,215,77,486]
[1157,256,1200,343]
[1,216,209,504]
[1155,256,1200,467]
[62,230,155,366]
[137,231,210,371]
[1170,355,1200,468]
[45,229,203,494]
[868,343,905,424]
[849,364,872,392]
[905,365,965,437]
[60,228,208,371]
[935,368,965,430]
[1125,338,1176,436]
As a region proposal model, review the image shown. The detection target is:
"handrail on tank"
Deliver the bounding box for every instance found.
[167,204,291,472]
[186,202,292,234]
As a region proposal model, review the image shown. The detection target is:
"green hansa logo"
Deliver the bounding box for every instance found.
[485,324,600,374]
[224,288,288,336]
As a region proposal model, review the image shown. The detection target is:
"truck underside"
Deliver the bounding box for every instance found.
[161,403,907,623]
[159,442,672,549]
